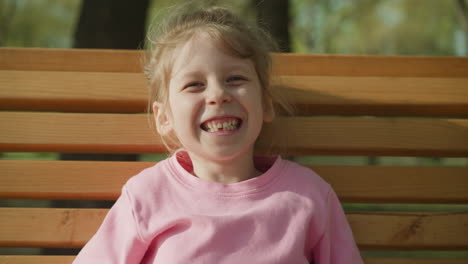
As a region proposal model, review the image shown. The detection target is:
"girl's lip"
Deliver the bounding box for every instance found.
[200,116,243,132]
[201,115,242,124]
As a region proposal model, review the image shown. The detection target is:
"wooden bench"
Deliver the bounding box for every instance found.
[1,47,467,263]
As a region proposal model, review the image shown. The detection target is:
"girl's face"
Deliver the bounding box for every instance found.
[155,33,273,162]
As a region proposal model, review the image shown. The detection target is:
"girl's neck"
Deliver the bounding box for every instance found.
[187,150,261,184]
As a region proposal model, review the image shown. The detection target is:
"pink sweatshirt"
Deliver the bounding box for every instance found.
[73,151,363,263]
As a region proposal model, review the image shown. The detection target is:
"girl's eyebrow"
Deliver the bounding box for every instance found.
[224,63,251,72]
[171,70,202,81]
[172,63,252,80]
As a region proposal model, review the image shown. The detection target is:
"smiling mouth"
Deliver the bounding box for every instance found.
[201,118,242,132]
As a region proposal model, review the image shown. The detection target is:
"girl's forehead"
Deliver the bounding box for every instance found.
[170,33,255,80]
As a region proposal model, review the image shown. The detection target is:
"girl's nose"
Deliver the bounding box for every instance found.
[206,82,232,105]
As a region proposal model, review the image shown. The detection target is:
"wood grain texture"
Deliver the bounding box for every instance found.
[349,211,468,250]
[278,76,468,117]
[0,112,163,154]
[1,112,467,156]
[0,48,142,73]
[1,160,467,203]
[272,53,468,77]
[0,208,106,248]
[0,160,152,200]
[259,117,468,157]
[315,166,468,204]
[0,256,467,264]
[0,70,146,113]
[2,70,467,116]
[0,208,467,250]
[0,256,76,264]
[2,48,468,77]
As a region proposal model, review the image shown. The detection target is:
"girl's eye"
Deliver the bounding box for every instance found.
[226,76,246,85]
[185,82,204,90]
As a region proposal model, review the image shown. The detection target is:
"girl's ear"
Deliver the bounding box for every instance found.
[153,102,173,136]
[263,97,275,123]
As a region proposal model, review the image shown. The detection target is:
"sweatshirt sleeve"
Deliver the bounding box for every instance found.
[73,186,148,264]
[312,188,363,264]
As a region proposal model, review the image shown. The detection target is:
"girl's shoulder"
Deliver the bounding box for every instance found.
[124,156,174,194]
[278,158,332,198]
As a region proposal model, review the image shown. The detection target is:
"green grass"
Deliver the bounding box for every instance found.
[361,250,468,259]
[294,156,468,167]
[0,152,59,160]
[344,203,468,212]
[2,153,467,167]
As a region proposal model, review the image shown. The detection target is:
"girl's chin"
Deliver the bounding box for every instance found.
[187,147,254,163]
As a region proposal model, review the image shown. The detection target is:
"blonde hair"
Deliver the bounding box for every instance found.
[143,4,292,153]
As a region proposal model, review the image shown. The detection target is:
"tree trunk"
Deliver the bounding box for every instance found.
[254,0,291,52]
[74,0,149,49]
[0,1,17,46]
[456,0,468,55]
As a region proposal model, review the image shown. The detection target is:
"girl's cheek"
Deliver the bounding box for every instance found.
[236,87,248,96]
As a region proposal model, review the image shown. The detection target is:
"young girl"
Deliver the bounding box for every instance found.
[74,5,363,264]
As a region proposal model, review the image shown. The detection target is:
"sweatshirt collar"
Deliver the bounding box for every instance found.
[168,150,284,197]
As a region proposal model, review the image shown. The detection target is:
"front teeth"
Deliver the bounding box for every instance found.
[205,119,239,132]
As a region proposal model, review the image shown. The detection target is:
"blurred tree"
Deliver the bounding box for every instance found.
[455,0,468,55]
[0,0,80,47]
[291,0,462,56]
[456,0,468,31]
[253,0,291,52]
[146,0,288,51]
[1,0,465,56]
[387,0,459,55]
[0,1,16,46]
[74,0,149,49]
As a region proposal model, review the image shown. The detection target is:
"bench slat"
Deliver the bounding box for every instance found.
[0,70,145,113]
[2,48,467,77]
[2,70,467,116]
[282,76,468,117]
[273,53,468,77]
[364,260,468,264]
[0,208,467,250]
[262,117,468,157]
[0,112,162,154]
[1,160,467,203]
[0,48,141,73]
[0,208,105,248]
[316,166,468,204]
[0,256,467,264]
[0,160,149,200]
[2,112,467,156]
[0,256,76,264]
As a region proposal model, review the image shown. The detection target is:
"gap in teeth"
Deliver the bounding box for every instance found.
[204,119,240,132]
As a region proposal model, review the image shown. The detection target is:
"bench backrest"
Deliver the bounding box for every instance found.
[1,47,468,263]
